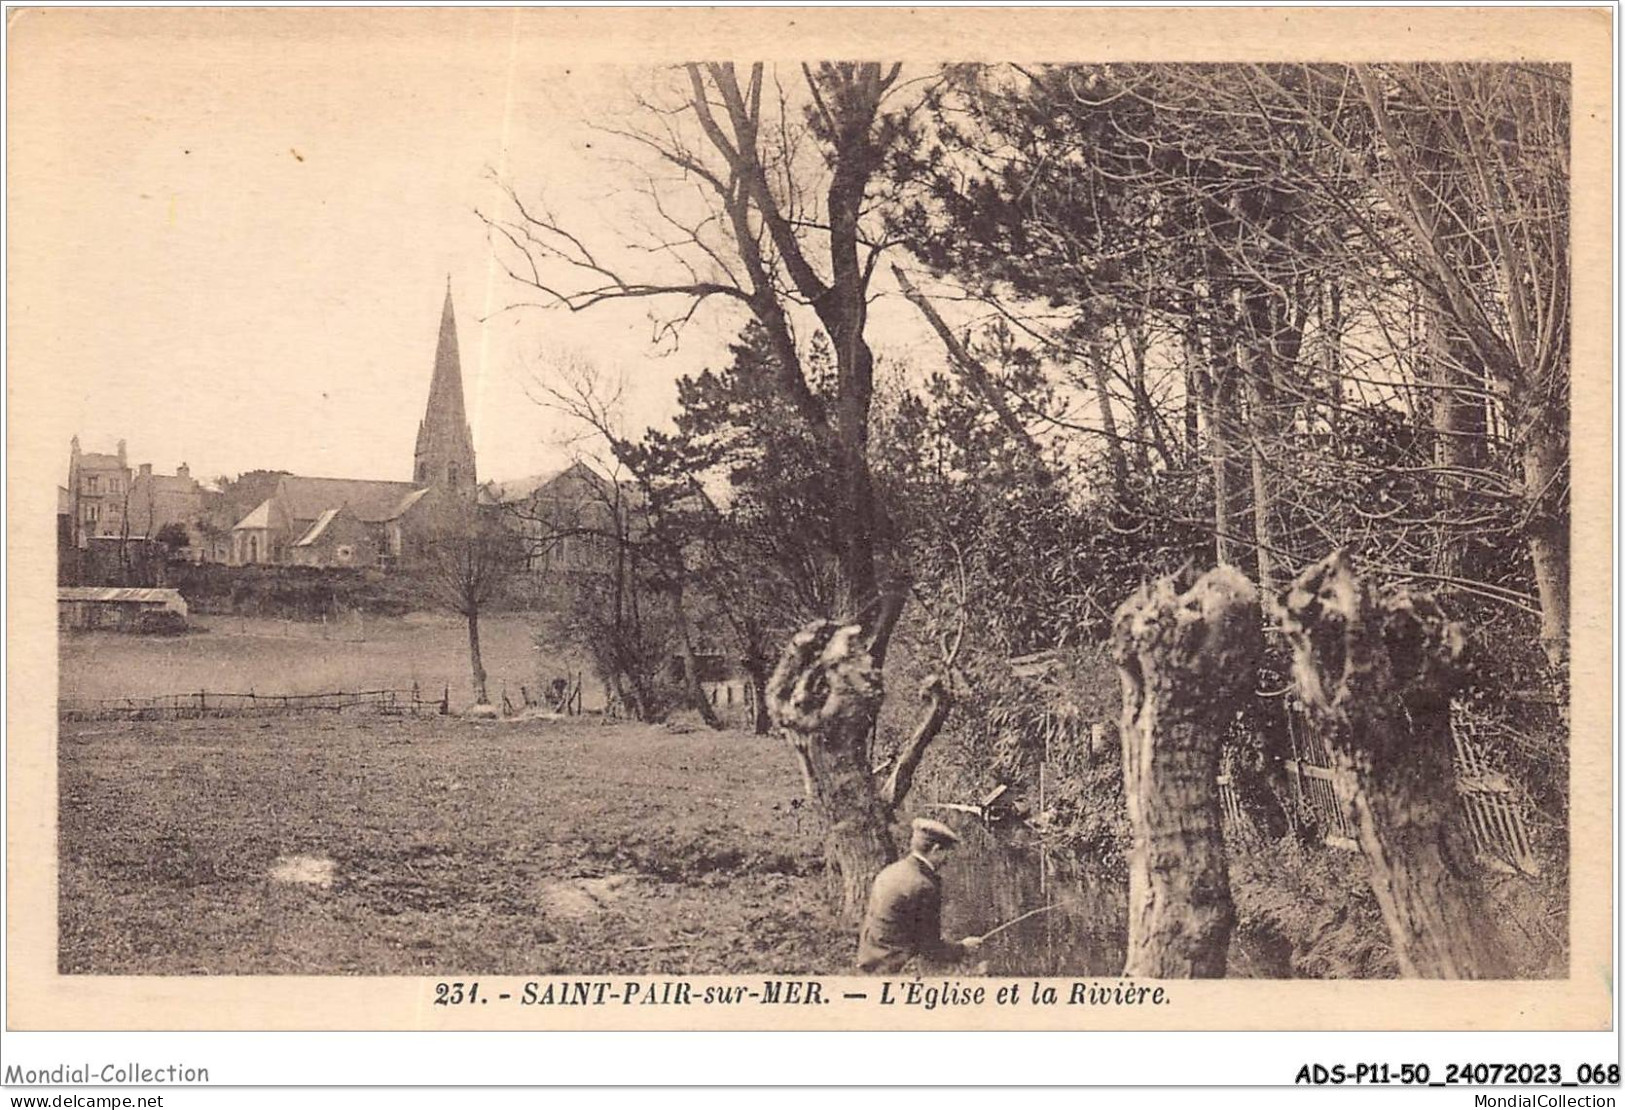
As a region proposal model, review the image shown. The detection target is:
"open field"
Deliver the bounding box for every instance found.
[59,716,852,975]
[58,613,598,711]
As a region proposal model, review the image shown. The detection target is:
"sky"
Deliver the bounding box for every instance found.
[11,10,947,490]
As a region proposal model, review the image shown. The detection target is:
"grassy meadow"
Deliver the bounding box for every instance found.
[59,613,597,711]
[59,715,850,975]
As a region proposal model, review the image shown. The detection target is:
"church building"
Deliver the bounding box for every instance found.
[229,284,477,569]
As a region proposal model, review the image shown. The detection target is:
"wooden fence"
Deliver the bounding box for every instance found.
[501,672,586,716]
[59,685,450,721]
[1218,697,1544,875]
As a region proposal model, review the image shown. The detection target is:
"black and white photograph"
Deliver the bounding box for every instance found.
[6,6,1613,1045]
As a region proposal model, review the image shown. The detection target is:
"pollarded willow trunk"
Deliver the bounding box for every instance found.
[1277,551,1512,978]
[1111,564,1262,978]
[767,621,896,921]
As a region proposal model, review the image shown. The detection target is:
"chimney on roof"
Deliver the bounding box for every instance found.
[139,463,153,478]
[177,463,190,481]
[116,439,127,467]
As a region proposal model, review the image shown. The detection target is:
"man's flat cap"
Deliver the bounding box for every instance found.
[911,817,962,847]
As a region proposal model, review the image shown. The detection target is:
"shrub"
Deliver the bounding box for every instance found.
[135,610,188,636]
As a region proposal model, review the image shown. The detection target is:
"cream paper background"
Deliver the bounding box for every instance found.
[6,5,1613,1032]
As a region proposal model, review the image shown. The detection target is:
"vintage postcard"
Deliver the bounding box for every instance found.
[6,6,1613,1037]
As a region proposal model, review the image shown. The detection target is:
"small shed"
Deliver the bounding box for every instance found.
[58,587,188,631]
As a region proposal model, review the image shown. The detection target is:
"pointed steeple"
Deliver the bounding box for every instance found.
[413,283,477,496]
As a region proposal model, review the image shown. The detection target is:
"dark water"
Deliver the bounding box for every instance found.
[938,824,1128,977]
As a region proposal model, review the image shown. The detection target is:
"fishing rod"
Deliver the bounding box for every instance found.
[973,902,1068,945]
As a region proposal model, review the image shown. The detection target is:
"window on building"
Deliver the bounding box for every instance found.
[84,476,99,493]
[447,462,460,485]
[84,504,99,524]
[416,461,428,483]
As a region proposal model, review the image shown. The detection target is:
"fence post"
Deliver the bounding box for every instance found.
[442,684,450,715]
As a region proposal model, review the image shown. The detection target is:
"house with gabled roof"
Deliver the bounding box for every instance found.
[483,461,640,575]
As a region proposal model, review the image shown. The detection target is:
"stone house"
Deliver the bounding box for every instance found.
[65,437,131,547]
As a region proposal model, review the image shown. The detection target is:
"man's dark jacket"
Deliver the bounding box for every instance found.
[856,853,966,973]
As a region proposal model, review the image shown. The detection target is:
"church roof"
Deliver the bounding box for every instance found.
[77,453,125,470]
[275,476,421,523]
[233,498,275,531]
[293,508,342,547]
[392,487,431,517]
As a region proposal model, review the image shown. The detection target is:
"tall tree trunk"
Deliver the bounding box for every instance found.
[1279,551,1513,978]
[466,606,489,706]
[1125,320,1157,473]
[1089,337,1130,498]
[1240,341,1281,595]
[768,620,896,921]
[673,584,723,729]
[1321,280,1343,443]
[1427,308,1490,582]
[1112,565,1262,978]
[742,654,772,735]
[1202,304,1252,573]
[1522,432,1570,670]
[1181,313,1203,461]
[891,263,1048,472]
[1237,285,1306,596]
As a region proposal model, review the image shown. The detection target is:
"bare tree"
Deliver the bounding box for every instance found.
[488,62,925,918]
[520,358,727,728]
[1248,62,1571,667]
[420,500,522,708]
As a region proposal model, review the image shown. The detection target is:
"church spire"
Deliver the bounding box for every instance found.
[414,283,477,495]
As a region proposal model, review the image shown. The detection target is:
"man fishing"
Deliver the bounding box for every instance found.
[856,817,984,973]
